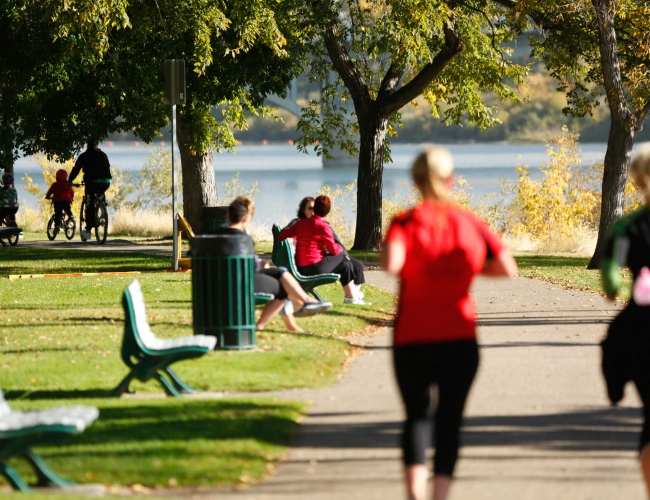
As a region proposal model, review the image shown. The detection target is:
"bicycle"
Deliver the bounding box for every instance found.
[70,183,109,245]
[46,205,76,241]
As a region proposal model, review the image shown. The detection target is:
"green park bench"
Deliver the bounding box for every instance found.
[111,279,217,398]
[0,389,99,492]
[0,227,21,247]
[271,224,340,302]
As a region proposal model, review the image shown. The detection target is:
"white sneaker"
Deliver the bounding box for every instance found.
[344,297,371,305]
[80,229,91,240]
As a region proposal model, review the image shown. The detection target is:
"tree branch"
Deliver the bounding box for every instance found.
[489,0,565,31]
[381,20,462,117]
[634,97,650,134]
[376,63,405,103]
[321,15,371,110]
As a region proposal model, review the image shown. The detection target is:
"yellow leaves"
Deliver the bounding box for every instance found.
[22,154,80,230]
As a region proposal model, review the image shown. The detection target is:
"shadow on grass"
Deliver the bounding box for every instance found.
[0,248,170,275]
[5,389,112,400]
[515,255,591,268]
[47,399,300,448]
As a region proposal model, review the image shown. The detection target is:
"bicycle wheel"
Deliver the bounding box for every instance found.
[95,202,108,244]
[46,216,57,241]
[79,199,88,241]
[64,214,76,240]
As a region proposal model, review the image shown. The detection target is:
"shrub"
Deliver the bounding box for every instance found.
[477,126,641,254]
[110,208,173,237]
[317,181,356,246]
[22,155,83,230]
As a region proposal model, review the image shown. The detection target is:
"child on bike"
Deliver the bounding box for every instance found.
[0,172,19,227]
[45,169,74,228]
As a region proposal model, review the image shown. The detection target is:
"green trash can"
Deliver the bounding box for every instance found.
[191,234,257,349]
[203,207,229,233]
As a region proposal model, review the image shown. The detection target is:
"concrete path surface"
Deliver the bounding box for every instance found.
[158,270,644,500]
[17,237,176,256]
[9,240,646,498]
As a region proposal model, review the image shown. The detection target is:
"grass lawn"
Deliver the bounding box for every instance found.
[0,248,395,490]
[515,255,632,300]
[0,248,171,275]
[3,397,303,492]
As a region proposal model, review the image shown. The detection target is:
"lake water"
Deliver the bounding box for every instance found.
[14,142,609,225]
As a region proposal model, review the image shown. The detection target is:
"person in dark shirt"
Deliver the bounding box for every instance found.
[0,172,18,226]
[601,144,650,497]
[68,140,112,239]
[210,196,332,331]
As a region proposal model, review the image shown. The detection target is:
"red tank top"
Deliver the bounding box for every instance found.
[385,201,504,346]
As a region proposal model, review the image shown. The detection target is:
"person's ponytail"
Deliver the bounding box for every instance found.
[631,143,650,205]
[411,147,454,201]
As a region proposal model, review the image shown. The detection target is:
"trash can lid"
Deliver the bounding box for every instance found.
[191,234,255,255]
[203,206,229,219]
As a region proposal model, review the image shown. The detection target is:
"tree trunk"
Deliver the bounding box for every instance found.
[176,112,218,234]
[352,114,388,250]
[588,0,634,269]
[587,122,634,269]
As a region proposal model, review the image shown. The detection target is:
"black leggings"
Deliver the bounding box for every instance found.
[84,182,109,228]
[53,201,72,226]
[298,253,365,287]
[0,206,17,225]
[255,268,288,300]
[393,340,479,476]
[606,306,650,453]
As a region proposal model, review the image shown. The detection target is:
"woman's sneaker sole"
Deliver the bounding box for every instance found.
[294,301,333,317]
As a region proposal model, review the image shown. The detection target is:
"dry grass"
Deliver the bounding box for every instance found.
[505,226,597,257]
[110,208,173,237]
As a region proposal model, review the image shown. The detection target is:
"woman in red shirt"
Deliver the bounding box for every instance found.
[279,195,368,304]
[382,147,517,500]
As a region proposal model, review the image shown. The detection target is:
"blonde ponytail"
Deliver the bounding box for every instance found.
[411,147,454,201]
[631,143,650,205]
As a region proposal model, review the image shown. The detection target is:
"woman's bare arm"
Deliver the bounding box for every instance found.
[381,240,406,276]
[482,249,517,277]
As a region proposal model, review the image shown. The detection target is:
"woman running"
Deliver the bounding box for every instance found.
[601,144,650,498]
[381,146,517,500]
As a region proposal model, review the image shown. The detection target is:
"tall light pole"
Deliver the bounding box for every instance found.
[164,59,186,272]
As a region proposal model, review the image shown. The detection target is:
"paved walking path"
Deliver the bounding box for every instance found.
[12,239,647,498]
[17,238,177,256]
[156,271,643,500]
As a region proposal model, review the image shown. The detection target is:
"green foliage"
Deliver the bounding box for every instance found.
[475,127,642,248]
[296,0,527,160]
[215,172,260,206]
[523,0,650,119]
[116,147,181,213]
[0,0,308,163]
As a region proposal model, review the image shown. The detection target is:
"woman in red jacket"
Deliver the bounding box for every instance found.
[279,195,368,305]
[382,147,517,500]
[45,169,74,228]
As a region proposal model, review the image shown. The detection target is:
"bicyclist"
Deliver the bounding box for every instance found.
[0,172,19,227]
[68,139,112,240]
[45,169,74,228]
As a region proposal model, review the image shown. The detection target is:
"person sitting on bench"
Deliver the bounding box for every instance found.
[210,196,332,331]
